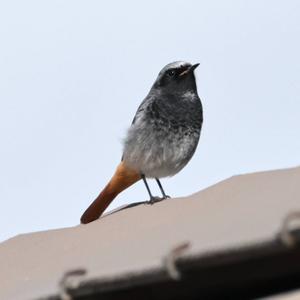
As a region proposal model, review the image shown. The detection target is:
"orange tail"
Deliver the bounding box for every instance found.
[80,162,141,224]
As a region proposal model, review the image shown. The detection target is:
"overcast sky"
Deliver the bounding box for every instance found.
[0,1,299,242]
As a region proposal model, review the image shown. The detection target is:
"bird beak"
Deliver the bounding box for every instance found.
[179,63,200,76]
[190,63,200,71]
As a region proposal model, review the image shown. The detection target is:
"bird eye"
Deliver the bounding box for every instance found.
[167,70,176,77]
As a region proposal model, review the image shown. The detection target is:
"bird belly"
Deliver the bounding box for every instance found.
[123,124,200,178]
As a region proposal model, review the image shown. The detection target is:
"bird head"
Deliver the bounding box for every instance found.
[152,61,199,94]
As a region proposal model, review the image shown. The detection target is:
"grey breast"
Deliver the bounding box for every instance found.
[123,91,203,178]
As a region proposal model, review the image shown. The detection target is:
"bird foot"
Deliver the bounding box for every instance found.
[148,196,164,205]
[147,195,171,205]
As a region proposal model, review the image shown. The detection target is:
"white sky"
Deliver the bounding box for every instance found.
[0,0,299,242]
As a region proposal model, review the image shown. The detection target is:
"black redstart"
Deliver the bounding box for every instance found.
[81,61,203,224]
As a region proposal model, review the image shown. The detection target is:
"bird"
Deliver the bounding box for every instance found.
[80,61,203,224]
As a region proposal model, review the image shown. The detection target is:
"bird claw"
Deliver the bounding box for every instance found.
[147,195,171,205]
[148,197,164,205]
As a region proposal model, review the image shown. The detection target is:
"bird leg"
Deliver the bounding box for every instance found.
[155,178,171,199]
[141,174,162,204]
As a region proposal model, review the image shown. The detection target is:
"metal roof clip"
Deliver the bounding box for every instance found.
[163,242,190,280]
[280,211,300,248]
[59,269,87,300]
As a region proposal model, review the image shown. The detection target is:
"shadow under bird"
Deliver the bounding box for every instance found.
[81,61,203,224]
